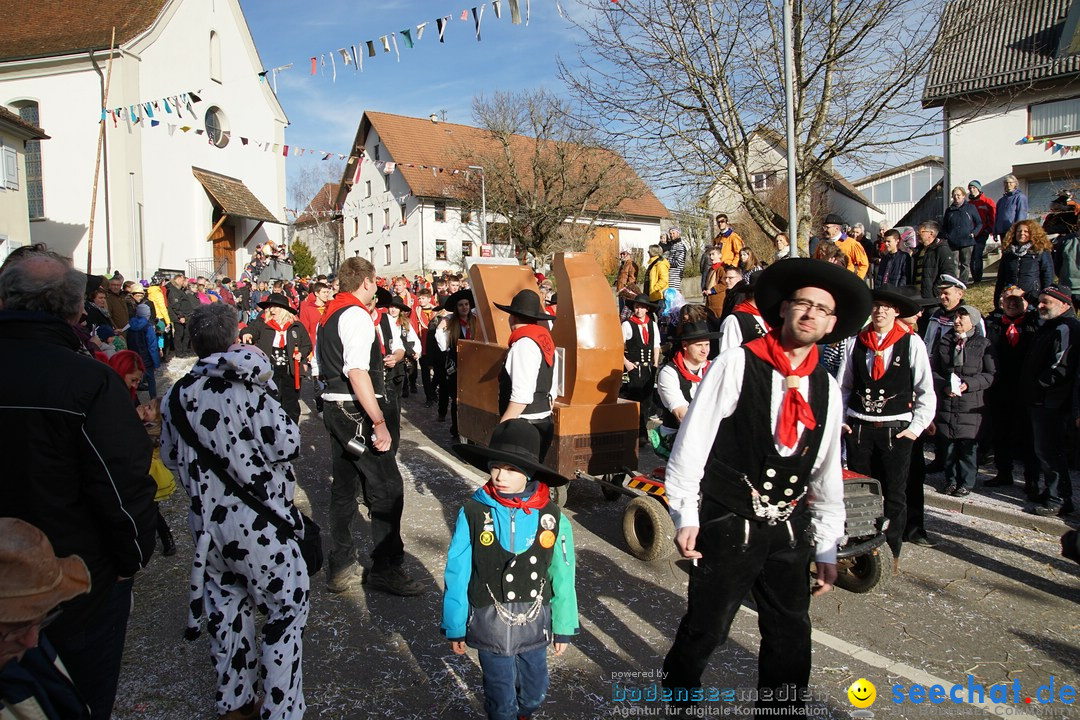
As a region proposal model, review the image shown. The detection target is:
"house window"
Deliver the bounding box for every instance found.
[872,180,892,204]
[401,241,409,263]
[15,103,43,219]
[435,240,447,260]
[461,208,472,223]
[374,143,381,161]
[751,172,775,192]
[384,244,391,265]
[911,168,933,198]
[400,201,407,224]
[366,213,374,233]
[365,180,371,198]
[434,200,446,222]
[2,143,18,190]
[383,172,390,192]
[369,247,375,263]
[383,208,390,229]
[462,240,473,257]
[204,106,229,148]
[209,31,222,82]
[892,175,912,204]
[1030,97,1080,138]
[353,217,359,236]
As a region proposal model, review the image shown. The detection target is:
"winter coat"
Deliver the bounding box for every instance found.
[874,251,911,287]
[994,189,1029,236]
[147,285,171,325]
[942,201,983,250]
[931,331,996,440]
[912,239,958,298]
[245,317,313,377]
[442,484,578,649]
[615,258,638,295]
[1021,309,1080,410]
[993,245,1054,300]
[644,257,669,303]
[1055,234,1080,294]
[968,192,996,240]
[126,315,160,370]
[0,311,157,642]
[166,283,197,322]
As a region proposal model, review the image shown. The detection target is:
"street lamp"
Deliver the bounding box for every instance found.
[467,165,487,246]
[783,0,798,258]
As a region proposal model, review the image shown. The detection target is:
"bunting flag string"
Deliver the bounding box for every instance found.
[1019,134,1080,156]
[103,90,203,125]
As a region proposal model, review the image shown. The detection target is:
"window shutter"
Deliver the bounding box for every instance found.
[2,146,17,190]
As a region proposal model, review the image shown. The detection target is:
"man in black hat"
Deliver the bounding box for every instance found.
[316,257,424,596]
[435,289,477,440]
[651,321,719,457]
[814,213,869,278]
[241,293,312,422]
[840,287,936,565]
[495,289,558,458]
[621,294,660,439]
[1022,285,1080,517]
[662,259,871,715]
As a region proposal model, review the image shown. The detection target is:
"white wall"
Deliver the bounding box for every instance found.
[855,164,944,227]
[0,0,286,279]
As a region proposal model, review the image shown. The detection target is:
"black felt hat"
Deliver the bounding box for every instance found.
[494,289,550,321]
[871,287,923,318]
[896,284,940,308]
[453,420,569,487]
[442,289,474,312]
[630,293,660,310]
[257,292,297,315]
[754,258,872,344]
[678,321,722,343]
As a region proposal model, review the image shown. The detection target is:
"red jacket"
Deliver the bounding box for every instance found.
[298,294,325,348]
[969,192,996,239]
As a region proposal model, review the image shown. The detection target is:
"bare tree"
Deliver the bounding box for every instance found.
[559,0,954,244]
[289,162,345,272]
[457,89,657,265]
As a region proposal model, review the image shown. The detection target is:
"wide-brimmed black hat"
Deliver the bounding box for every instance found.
[257,292,297,315]
[442,289,474,312]
[494,289,550,321]
[755,258,872,344]
[630,293,660,310]
[453,420,569,487]
[871,287,922,318]
[895,284,940,308]
[375,287,393,308]
[678,321,721,343]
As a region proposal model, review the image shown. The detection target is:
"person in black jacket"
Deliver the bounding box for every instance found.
[165,274,198,356]
[941,187,983,284]
[912,221,958,299]
[241,293,312,423]
[0,252,157,720]
[874,229,911,287]
[1023,285,1080,516]
[994,220,1056,305]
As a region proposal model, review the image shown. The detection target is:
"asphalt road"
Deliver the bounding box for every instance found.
[114,376,1080,720]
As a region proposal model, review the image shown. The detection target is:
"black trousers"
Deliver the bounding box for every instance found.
[172,319,191,354]
[1030,405,1074,506]
[663,507,812,714]
[272,367,301,423]
[905,435,928,538]
[845,422,913,558]
[989,394,1040,484]
[323,400,405,574]
[621,368,655,435]
[419,355,436,401]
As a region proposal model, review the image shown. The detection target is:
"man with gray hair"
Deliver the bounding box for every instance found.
[994,174,1029,237]
[0,251,158,719]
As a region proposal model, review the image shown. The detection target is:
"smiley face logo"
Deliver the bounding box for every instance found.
[847,678,876,709]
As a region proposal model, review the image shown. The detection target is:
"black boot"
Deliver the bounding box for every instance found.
[157,514,177,557]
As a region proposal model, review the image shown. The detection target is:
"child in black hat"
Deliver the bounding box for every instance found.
[443,419,578,720]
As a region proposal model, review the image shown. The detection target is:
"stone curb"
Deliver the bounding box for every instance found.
[922,485,1077,535]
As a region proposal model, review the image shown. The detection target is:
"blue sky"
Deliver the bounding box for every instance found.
[239,0,586,207]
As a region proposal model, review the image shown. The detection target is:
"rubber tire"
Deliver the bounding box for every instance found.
[834,549,885,594]
[549,483,567,508]
[623,496,674,562]
[601,473,622,502]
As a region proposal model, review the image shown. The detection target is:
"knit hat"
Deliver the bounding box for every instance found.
[136,304,151,319]
[968,180,982,192]
[1040,285,1073,306]
[957,304,982,327]
[0,518,91,623]
[96,325,116,341]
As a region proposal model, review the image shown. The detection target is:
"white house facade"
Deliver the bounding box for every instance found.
[924,0,1080,217]
[0,106,48,258]
[335,111,668,278]
[853,156,945,228]
[0,0,287,280]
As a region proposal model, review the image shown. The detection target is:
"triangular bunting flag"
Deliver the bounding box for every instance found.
[461,9,469,20]
[493,0,502,18]
[380,35,391,53]
[401,29,414,48]
[367,40,377,57]
[473,6,484,40]
[509,0,521,24]
[311,57,318,74]
[417,22,428,40]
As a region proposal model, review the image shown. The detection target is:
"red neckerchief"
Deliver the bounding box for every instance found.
[733,301,761,316]
[1001,313,1023,347]
[857,323,909,380]
[483,481,550,514]
[320,292,367,327]
[509,324,555,365]
[372,308,389,354]
[630,314,650,345]
[673,350,709,383]
[458,317,471,340]
[266,317,292,349]
[744,330,819,449]
[545,305,557,316]
[711,262,723,271]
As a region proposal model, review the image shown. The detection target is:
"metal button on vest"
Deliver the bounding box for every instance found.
[784,489,793,496]
[766,469,776,478]
[530,556,537,564]
[530,589,538,597]
[789,475,798,483]
[531,572,538,580]
[506,574,514,582]
[763,482,773,490]
[507,591,516,600]
[761,495,770,502]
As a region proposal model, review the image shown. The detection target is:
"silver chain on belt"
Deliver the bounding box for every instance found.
[485,579,546,626]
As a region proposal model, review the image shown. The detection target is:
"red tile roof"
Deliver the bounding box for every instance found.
[1,1,169,62]
[295,182,341,226]
[349,111,668,219]
[0,106,48,140]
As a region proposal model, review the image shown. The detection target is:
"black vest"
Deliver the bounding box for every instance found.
[704,351,829,522]
[317,305,384,397]
[735,312,767,344]
[659,362,699,430]
[849,332,914,416]
[377,313,405,388]
[463,499,559,608]
[498,337,555,417]
[624,320,656,367]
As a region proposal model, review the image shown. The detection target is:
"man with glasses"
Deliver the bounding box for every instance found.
[814,213,869,279]
[662,259,871,716]
[840,288,936,566]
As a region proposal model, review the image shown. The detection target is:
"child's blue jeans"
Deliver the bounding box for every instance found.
[477,646,548,720]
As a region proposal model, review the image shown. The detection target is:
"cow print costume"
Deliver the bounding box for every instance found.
[162,345,309,720]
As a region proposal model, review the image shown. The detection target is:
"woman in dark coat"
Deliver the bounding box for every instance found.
[994,219,1055,303]
[241,293,312,423]
[931,305,996,496]
[941,186,983,284]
